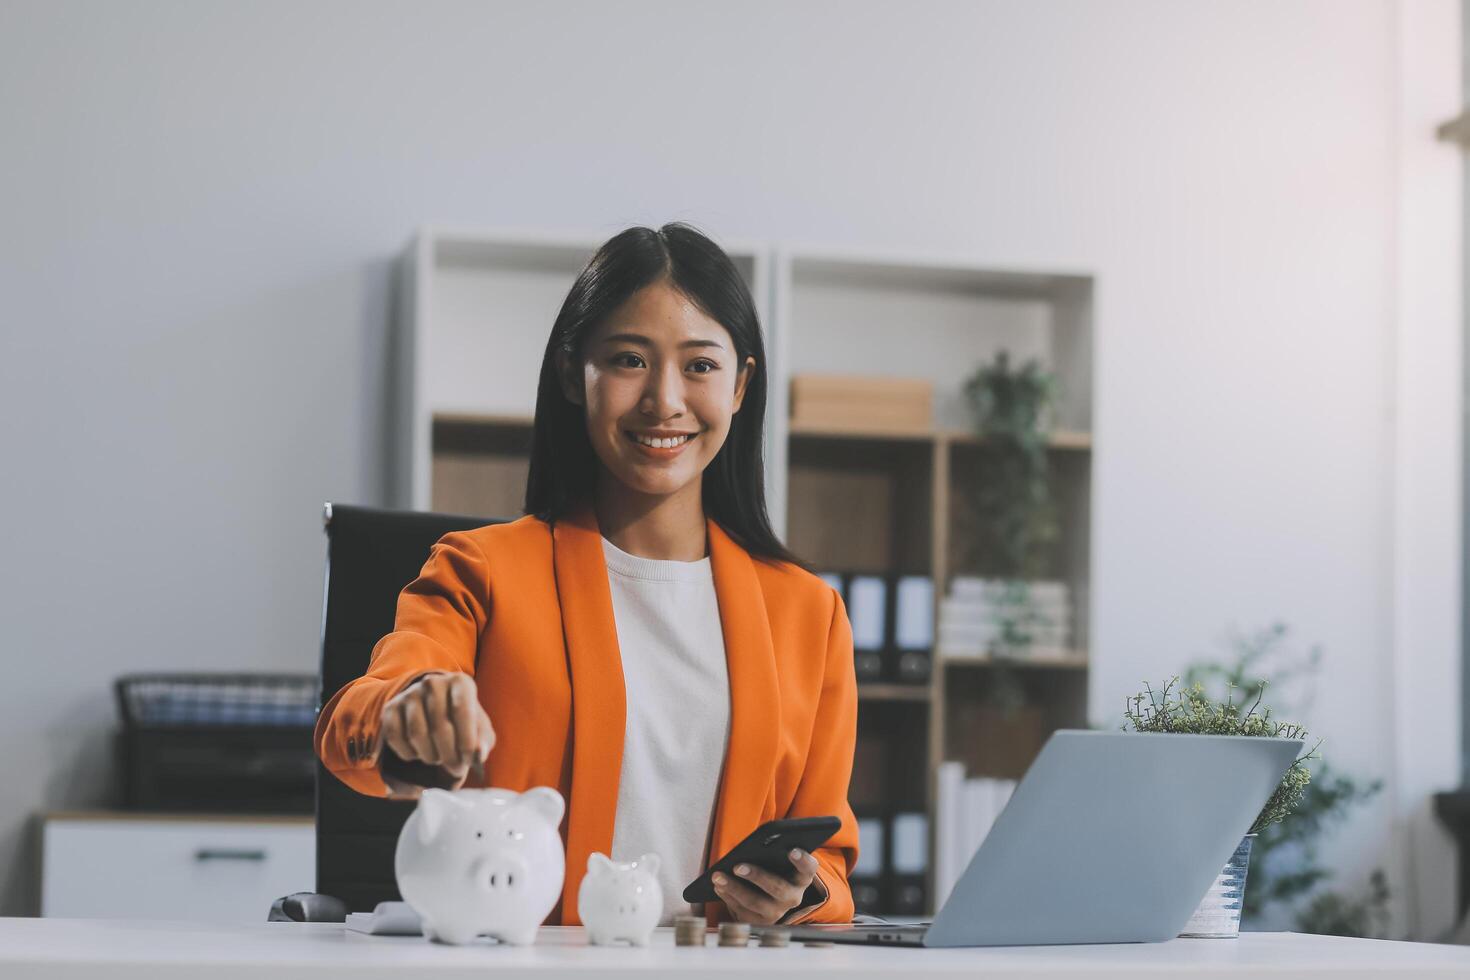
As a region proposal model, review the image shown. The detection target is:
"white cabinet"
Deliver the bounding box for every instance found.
[41,813,314,923]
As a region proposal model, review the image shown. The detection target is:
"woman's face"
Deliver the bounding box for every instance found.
[559,281,754,502]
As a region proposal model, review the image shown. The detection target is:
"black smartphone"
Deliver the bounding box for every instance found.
[682,815,841,904]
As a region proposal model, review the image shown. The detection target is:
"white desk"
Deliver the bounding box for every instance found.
[3,919,1470,979]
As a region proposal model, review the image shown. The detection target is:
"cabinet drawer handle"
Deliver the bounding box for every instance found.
[194,848,267,862]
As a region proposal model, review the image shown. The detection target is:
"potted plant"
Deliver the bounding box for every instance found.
[960,351,1062,658]
[1122,677,1317,937]
[1181,623,1387,936]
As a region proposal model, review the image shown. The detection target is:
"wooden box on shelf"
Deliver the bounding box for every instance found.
[789,374,933,434]
[430,415,534,519]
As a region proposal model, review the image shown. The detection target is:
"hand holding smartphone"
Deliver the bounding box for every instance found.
[682,815,840,904]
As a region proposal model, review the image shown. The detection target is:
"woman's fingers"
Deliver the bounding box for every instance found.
[731,860,806,908]
[714,849,820,924]
[422,680,459,770]
[713,871,789,924]
[729,863,799,910]
[787,848,820,885]
[712,872,774,924]
[401,693,437,764]
[474,705,497,762]
[446,675,479,768]
[380,700,416,764]
[377,671,493,785]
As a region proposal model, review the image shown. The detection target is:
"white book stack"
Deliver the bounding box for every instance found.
[934,761,1018,907]
[936,577,1072,660]
[853,816,884,879]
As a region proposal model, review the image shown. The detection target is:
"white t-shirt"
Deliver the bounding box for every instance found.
[601,534,732,924]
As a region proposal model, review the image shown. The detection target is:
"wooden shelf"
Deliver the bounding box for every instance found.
[433,411,535,429]
[789,419,1092,451]
[789,419,936,442]
[941,654,1089,671]
[858,683,932,702]
[945,428,1092,451]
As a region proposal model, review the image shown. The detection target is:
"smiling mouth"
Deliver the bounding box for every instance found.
[626,431,698,450]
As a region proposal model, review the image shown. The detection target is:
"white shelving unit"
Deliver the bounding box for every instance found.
[770,245,1094,914]
[768,244,1093,538]
[392,227,1095,916]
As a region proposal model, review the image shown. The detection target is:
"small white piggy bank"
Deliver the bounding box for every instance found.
[577,852,663,946]
[394,786,565,946]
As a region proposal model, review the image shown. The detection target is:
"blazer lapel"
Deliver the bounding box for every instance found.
[705,519,781,890]
[552,501,626,924]
[551,501,780,925]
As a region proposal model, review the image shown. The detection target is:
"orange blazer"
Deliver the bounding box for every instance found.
[314,500,859,926]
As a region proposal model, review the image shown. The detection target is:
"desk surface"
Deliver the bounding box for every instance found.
[4,918,1470,979]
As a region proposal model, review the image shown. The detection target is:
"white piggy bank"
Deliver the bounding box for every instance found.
[577,852,663,946]
[394,786,566,946]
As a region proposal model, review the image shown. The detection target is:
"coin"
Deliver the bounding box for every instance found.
[758,926,791,947]
[674,915,707,947]
[718,921,752,947]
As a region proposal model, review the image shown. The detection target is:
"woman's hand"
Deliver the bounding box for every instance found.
[712,848,826,925]
[375,671,495,799]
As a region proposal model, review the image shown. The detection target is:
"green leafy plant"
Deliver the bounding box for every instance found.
[1246,760,1384,921]
[1122,677,1317,834]
[1175,621,1389,935]
[1293,869,1390,938]
[961,352,1062,677]
[962,351,1060,582]
[1182,622,1322,709]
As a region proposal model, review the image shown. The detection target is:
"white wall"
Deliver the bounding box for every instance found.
[0,0,1460,936]
[1392,0,1463,939]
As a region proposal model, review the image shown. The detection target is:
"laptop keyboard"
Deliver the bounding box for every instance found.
[805,921,931,931]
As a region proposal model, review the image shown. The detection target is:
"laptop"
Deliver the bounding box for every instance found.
[782,730,1303,947]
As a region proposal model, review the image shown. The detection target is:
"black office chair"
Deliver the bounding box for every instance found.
[269,502,505,923]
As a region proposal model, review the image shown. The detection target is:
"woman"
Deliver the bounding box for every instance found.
[314,223,858,929]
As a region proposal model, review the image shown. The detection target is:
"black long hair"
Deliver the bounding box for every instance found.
[524,222,808,572]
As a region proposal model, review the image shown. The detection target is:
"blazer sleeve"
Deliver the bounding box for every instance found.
[782,587,860,924]
[313,530,491,796]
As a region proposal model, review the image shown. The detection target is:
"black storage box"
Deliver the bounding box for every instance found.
[115,673,317,814]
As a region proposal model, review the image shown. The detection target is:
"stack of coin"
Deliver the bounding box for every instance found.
[757,926,791,948]
[717,921,752,947]
[674,915,707,947]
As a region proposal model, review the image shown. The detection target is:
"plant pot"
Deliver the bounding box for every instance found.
[1178,834,1255,938]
